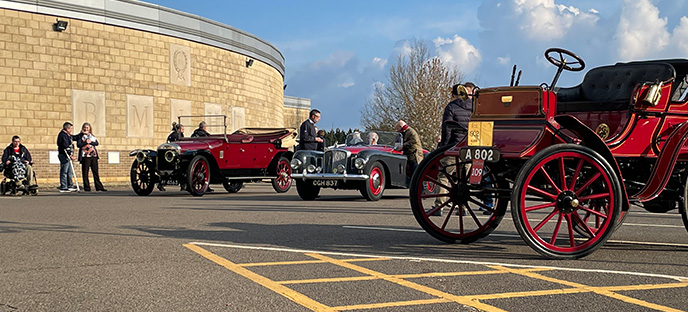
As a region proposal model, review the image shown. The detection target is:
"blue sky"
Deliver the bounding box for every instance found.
[145,0,688,130]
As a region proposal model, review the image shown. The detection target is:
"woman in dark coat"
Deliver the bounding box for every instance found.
[76,122,106,192]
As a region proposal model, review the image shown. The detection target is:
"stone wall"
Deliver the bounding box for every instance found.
[0,8,285,185]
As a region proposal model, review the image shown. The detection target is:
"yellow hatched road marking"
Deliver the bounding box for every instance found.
[184,244,335,312]
[334,298,451,311]
[239,257,391,267]
[307,253,507,312]
[489,265,685,312]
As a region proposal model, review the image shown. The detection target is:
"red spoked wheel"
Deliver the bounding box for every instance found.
[360,162,385,201]
[512,144,621,259]
[409,145,509,243]
[272,157,292,193]
[187,155,210,197]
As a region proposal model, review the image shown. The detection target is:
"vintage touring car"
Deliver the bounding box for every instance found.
[129,116,296,196]
[410,48,688,259]
[291,131,427,201]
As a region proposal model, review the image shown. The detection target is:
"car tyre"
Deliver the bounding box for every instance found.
[296,180,320,200]
[130,160,155,196]
[360,161,385,201]
[187,155,210,197]
[223,181,243,193]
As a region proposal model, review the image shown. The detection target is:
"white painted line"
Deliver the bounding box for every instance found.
[621,223,684,229]
[343,226,688,249]
[189,241,688,281]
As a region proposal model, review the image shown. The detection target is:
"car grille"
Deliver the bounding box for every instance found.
[157,148,176,171]
[324,150,347,173]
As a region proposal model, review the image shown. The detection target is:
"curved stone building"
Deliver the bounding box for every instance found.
[0,0,307,185]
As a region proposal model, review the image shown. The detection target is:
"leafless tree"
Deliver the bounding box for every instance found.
[361,40,463,150]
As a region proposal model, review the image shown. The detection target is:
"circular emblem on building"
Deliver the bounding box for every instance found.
[595,123,610,140]
[173,50,188,80]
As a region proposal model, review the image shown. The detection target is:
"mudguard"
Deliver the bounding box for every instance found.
[632,121,688,201]
[554,115,631,211]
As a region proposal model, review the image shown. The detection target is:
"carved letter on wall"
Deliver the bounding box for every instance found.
[72,90,106,136]
[170,44,191,86]
[170,99,192,128]
[127,94,154,138]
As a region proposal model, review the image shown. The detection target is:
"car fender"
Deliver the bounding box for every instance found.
[181,149,223,182]
[357,150,407,188]
[267,151,294,174]
[555,115,630,211]
[129,149,157,158]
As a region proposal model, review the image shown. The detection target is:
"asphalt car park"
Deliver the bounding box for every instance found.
[1,184,687,311]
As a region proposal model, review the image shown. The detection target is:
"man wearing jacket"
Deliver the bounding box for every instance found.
[56,122,77,192]
[2,135,37,187]
[394,120,424,175]
[298,109,323,151]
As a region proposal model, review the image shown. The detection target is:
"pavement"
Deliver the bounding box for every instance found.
[1,184,687,311]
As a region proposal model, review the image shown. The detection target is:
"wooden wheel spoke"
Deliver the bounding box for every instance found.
[524,201,556,212]
[578,205,609,219]
[539,167,562,194]
[423,175,453,192]
[558,157,567,191]
[569,158,584,191]
[549,213,564,245]
[533,208,558,232]
[572,212,596,238]
[565,214,576,247]
[527,185,557,200]
[574,172,601,196]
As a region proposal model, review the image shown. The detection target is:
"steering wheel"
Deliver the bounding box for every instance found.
[545,48,585,72]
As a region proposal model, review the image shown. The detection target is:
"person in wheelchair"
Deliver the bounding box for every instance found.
[2,135,37,191]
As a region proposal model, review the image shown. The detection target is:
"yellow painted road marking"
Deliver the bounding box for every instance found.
[307,253,508,312]
[334,298,451,311]
[490,265,685,312]
[240,257,391,267]
[184,244,335,312]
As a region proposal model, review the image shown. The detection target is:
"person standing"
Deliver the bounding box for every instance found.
[56,122,77,193]
[432,84,473,214]
[167,122,184,142]
[2,135,37,188]
[191,121,210,137]
[76,122,106,192]
[298,109,323,151]
[394,120,424,175]
[316,129,327,152]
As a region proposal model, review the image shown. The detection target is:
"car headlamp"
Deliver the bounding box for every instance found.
[290,158,302,169]
[164,150,177,163]
[354,158,366,169]
[307,164,316,173]
[136,151,147,163]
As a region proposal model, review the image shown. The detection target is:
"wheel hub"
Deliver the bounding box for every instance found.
[451,182,471,205]
[557,190,579,214]
[371,172,380,189]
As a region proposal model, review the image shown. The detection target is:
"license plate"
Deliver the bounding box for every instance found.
[459,147,500,162]
[469,159,484,185]
[313,180,338,187]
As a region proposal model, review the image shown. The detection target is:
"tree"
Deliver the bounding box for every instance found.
[361,40,463,150]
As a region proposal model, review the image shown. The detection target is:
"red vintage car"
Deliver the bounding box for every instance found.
[410,48,688,259]
[129,116,296,196]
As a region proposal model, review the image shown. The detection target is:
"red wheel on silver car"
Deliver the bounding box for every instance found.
[410,145,509,244]
[187,155,209,197]
[512,144,621,259]
[361,162,385,201]
[272,157,292,193]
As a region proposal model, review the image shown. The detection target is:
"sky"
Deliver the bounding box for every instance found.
[145,0,688,130]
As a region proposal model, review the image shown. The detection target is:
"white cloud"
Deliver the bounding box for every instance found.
[371,57,387,68]
[671,16,688,55]
[615,0,670,60]
[433,35,482,75]
[497,56,511,65]
[338,81,355,88]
